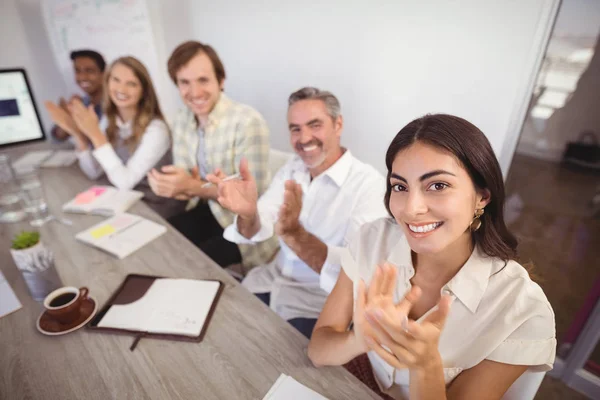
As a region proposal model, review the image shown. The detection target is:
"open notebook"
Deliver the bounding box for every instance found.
[90,274,223,343]
[75,213,166,259]
[63,186,143,216]
[263,374,328,400]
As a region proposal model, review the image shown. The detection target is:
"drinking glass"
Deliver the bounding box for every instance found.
[17,169,51,227]
[0,154,26,223]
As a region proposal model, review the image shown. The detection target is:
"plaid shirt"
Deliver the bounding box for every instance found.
[170,93,279,268]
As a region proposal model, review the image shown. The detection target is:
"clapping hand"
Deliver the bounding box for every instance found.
[359,263,452,371]
[275,180,303,237]
[206,158,258,220]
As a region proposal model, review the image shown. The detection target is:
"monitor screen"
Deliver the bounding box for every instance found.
[0,69,46,148]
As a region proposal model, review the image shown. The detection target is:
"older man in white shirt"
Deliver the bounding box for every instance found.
[207,87,388,338]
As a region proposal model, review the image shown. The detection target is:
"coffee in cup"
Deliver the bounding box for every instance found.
[43,286,89,324]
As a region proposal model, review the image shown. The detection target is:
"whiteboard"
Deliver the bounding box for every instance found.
[42,0,160,98]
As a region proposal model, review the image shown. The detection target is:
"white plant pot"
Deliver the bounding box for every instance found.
[10,241,45,272]
[10,240,61,301]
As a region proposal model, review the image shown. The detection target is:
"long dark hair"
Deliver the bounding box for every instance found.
[384,114,518,262]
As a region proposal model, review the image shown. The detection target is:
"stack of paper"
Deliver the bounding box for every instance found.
[75,213,166,259]
[262,374,328,400]
[0,271,22,319]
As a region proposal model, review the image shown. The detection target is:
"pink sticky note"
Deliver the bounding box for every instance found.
[74,187,106,205]
[90,187,107,196]
[75,190,96,205]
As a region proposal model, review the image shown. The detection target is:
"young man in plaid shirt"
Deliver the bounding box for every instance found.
[148,41,278,268]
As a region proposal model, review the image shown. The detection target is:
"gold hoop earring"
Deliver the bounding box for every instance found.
[470,208,485,231]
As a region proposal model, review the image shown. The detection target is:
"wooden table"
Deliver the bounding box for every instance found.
[0,144,379,400]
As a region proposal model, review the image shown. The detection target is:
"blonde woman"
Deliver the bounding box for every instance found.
[46,56,183,217]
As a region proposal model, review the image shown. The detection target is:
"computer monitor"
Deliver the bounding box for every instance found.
[0,68,46,148]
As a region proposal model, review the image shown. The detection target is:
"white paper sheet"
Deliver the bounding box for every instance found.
[0,271,22,319]
[263,374,328,400]
[75,213,166,259]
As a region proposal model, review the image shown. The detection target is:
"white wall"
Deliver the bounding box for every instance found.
[0,0,67,133]
[187,0,558,174]
[2,0,558,176]
[145,0,194,117]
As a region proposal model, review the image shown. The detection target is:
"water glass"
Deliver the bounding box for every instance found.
[17,170,51,227]
[0,154,27,223]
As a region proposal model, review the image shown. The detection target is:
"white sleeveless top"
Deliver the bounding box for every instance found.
[341,217,556,399]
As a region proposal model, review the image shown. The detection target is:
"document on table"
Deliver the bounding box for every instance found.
[75,213,166,259]
[262,374,328,400]
[0,270,22,319]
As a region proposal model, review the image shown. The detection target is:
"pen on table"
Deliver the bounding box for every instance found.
[130,332,146,351]
[201,173,241,188]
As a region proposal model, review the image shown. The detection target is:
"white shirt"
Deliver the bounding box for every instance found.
[341,218,556,399]
[77,117,171,190]
[224,150,388,320]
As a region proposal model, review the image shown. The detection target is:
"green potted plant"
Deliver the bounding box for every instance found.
[11,231,40,250]
[10,231,44,270]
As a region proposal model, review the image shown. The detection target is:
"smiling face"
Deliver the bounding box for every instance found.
[73,56,103,96]
[107,63,143,111]
[388,141,490,255]
[175,52,223,122]
[287,99,342,176]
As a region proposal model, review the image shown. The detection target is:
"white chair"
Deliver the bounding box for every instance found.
[502,371,546,400]
[269,148,294,177]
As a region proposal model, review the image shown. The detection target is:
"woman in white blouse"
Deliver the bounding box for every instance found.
[46,56,183,218]
[308,114,556,399]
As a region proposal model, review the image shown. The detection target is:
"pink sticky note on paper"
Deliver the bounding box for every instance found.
[90,187,107,196]
[74,191,95,205]
[74,187,106,205]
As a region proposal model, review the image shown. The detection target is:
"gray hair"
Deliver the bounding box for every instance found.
[288,87,341,120]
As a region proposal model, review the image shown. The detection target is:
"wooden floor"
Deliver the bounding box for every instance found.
[505,154,599,400]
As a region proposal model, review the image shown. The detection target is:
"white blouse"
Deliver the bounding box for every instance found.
[76,117,171,190]
[341,217,556,398]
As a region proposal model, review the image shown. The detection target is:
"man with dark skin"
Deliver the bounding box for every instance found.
[51,50,105,141]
